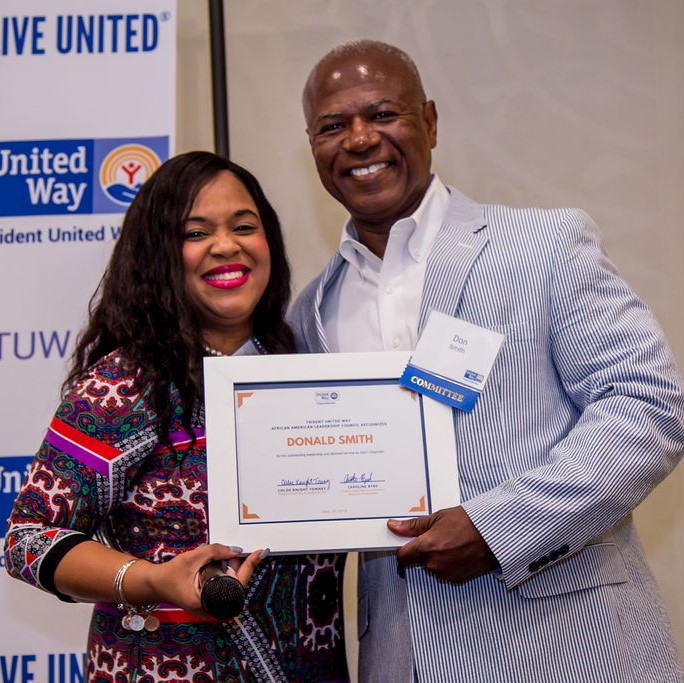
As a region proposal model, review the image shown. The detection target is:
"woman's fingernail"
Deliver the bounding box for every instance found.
[229,546,244,553]
[259,548,271,560]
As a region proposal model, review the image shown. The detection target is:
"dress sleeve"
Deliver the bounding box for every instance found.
[3,352,156,600]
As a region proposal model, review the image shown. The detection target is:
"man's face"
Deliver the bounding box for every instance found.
[304,49,437,236]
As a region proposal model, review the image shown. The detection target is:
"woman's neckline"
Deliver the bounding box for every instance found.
[203,336,265,356]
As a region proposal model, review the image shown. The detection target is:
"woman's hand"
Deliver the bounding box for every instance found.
[54,540,266,618]
[127,543,266,617]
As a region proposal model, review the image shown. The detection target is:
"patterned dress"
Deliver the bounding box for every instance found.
[4,350,349,683]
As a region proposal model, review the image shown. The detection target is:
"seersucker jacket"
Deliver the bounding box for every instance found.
[289,185,684,682]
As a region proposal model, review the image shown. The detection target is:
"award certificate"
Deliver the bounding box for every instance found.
[204,352,459,553]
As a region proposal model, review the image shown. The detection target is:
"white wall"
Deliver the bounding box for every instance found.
[177,0,684,676]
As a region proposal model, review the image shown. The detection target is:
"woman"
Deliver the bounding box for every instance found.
[4,152,349,683]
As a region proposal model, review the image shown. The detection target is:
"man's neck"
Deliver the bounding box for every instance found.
[349,176,437,259]
[354,226,391,258]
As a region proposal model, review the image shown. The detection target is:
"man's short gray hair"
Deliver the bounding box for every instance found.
[303,39,427,105]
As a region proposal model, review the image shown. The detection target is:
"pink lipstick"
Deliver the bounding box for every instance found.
[203,264,250,289]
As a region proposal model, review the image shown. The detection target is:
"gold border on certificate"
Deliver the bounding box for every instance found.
[203,352,459,553]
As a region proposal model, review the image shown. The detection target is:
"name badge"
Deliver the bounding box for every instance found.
[400,311,504,412]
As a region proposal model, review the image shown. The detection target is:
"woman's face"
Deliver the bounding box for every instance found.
[182,171,271,346]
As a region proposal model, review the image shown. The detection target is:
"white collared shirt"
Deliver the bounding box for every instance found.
[321,176,450,352]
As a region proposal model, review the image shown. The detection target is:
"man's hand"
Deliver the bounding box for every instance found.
[389,506,499,584]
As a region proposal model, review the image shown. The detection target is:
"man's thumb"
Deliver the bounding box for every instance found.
[387,515,431,538]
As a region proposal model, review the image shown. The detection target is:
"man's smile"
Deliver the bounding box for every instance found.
[347,161,391,177]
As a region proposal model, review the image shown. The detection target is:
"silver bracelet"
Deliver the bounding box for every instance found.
[113,558,160,632]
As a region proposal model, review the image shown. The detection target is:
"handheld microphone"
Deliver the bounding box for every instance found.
[199,561,246,619]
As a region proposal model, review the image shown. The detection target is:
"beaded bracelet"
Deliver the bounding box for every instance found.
[113,558,160,632]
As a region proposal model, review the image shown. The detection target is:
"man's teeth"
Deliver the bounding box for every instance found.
[207,271,244,281]
[350,162,389,177]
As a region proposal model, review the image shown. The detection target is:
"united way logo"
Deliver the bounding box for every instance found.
[92,136,168,214]
[315,390,340,404]
[0,135,169,217]
[99,144,161,206]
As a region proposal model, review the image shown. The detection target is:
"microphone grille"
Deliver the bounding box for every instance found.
[200,575,246,620]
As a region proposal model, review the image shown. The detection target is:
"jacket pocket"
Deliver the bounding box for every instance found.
[518,542,628,599]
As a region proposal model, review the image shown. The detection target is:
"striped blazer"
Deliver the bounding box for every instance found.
[289,186,684,682]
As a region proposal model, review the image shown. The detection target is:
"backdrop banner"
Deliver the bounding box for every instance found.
[0,1,176,679]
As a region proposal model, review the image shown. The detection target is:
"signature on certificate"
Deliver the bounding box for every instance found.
[341,472,380,484]
[278,477,331,490]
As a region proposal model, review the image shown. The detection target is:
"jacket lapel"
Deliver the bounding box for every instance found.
[418,186,488,332]
[308,252,345,352]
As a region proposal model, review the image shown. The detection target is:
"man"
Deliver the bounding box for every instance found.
[289,39,684,682]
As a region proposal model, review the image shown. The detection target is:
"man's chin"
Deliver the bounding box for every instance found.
[346,194,405,222]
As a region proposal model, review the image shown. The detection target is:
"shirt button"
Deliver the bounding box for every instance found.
[391,337,400,348]
[384,285,394,294]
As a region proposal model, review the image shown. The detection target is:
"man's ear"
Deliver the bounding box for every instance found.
[423,100,438,149]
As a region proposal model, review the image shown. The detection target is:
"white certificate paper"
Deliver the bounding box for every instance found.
[204,352,459,553]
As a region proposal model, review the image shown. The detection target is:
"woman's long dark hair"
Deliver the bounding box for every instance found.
[64,151,294,443]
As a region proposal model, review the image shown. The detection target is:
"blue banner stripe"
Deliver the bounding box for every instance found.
[400,364,480,411]
[0,136,168,217]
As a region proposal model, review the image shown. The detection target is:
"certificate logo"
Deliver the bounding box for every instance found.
[315,390,339,404]
[464,370,484,383]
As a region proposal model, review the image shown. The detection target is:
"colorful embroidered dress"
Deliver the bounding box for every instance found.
[4,350,349,683]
